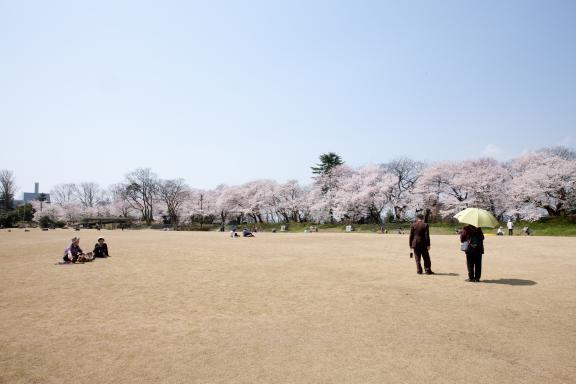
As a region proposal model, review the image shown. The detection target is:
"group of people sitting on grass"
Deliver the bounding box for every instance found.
[229,225,256,238]
[62,236,110,263]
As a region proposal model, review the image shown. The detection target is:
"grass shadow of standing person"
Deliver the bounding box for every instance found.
[480,279,537,286]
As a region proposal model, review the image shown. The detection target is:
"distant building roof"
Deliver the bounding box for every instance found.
[22,192,51,204]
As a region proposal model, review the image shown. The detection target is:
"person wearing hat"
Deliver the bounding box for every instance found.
[63,237,93,263]
[93,236,110,258]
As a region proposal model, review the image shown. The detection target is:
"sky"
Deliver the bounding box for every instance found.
[1,0,575,197]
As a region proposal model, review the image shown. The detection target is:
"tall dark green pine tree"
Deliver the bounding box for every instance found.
[311,152,344,176]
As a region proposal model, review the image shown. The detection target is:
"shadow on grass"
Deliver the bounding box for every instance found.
[432,272,460,276]
[481,278,537,286]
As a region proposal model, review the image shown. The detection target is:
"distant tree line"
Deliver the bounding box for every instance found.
[1,146,575,228]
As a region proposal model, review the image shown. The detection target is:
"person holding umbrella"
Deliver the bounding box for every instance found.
[460,225,485,282]
[455,208,498,282]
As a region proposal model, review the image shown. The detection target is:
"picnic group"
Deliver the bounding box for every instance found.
[62,236,110,263]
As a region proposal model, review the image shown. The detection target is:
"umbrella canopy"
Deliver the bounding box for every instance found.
[454,208,499,228]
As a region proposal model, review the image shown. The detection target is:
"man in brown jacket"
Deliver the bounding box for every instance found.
[409,213,434,275]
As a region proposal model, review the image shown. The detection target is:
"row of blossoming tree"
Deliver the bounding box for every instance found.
[28,147,576,226]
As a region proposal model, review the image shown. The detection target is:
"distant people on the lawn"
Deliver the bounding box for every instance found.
[243,228,255,237]
[63,237,93,263]
[230,224,239,237]
[409,213,433,275]
[93,237,110,258]
[460,225,485,282]
[523,226,532,236]
[507,219,514,236]
[497,226,504,236]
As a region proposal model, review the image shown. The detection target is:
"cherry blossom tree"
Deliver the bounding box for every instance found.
[416,159,510,220]
[109,197,134,218]
[358,165,396,223]
[507,152,576,218]
[32,201,63,223]
[236,180,278,223]
[416,161,474,219]
[309,165,353,223]
[181,188,216,227]
[332,170,368,223]
[384,158,424,220]
[213,185,243,225]
[463,158,510,218]
[119,168,159,225]
[157,178,190,226]
[274,180,310,222]
[60,201,84,224]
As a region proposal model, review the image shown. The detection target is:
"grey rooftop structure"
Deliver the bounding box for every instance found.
[22,182,51,204]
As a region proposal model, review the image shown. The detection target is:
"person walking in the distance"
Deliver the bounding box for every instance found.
[460,224,485,282]
[409,213,434,275]
[507,219,514,236]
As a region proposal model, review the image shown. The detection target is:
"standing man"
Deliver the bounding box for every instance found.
[409,213,434,275]
[507,219,514,236]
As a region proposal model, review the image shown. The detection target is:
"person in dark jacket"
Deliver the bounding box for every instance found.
[460,225,484,282]
[242,228,255,237]
[409,214,434,275]
[93,237,110,258]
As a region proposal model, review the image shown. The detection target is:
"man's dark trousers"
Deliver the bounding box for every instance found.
[414,247,431,274]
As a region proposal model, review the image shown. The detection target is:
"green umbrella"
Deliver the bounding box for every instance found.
[454,208,499,228]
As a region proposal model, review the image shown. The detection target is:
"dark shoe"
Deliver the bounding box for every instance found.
[475,278,481,282]
[465,278,474,282]
[425,270,435,275]
[417,271,423,275]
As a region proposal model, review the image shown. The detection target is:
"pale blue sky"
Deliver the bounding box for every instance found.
[1,0,575,196]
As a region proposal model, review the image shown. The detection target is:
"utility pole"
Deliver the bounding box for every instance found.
[199,194,204,229]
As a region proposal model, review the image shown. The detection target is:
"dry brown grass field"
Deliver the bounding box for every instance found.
[1,229,575,384]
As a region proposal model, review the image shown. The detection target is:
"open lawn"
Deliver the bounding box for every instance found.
[1,229,575,384]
